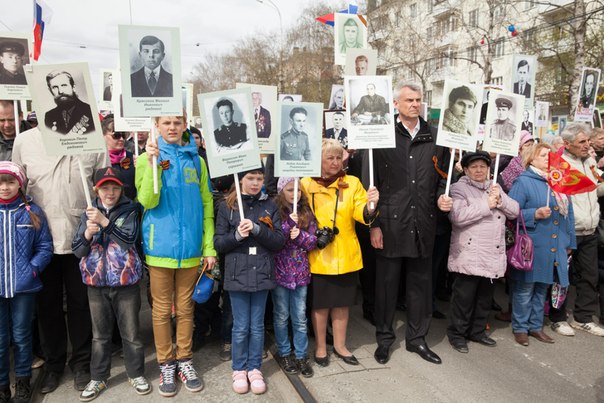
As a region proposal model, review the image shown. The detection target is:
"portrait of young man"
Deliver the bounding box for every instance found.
[130,35,173,97]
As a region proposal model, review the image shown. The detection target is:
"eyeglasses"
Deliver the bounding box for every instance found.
[107,132,127,140]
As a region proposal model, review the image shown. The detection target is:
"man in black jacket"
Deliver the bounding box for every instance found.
[364,81,452,365]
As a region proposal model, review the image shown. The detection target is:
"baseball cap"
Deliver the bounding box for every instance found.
[94,167,124,187]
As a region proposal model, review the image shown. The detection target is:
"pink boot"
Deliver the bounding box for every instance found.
[232,370,248,394]
[248,369,266,394]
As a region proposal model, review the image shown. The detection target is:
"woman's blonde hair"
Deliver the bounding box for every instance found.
[322,138,344,157]
[522,143,553,168]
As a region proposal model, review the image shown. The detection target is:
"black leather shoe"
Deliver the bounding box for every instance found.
[406,343,442,364]
[450,340,469,353]
[313,354,329,367]
[40,371,61,394]
[374,345,390,364]
[73,370,90,391]
[469,335,497,347]
[333,349,359,365]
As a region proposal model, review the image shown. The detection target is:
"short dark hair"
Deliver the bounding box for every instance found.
[448,86,477,106]
[45,71,75,91]
[355,55,368,64]
[101,114,114,135]
[139,36,165,53]
[0,99,22,115]
[289,107,307,119]
[517,59,529,71]
[216,99,233,111]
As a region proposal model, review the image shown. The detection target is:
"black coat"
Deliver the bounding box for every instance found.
[130,67,173,97]
[363,117,449,258]
[44,98,95,135]
[214,193,286,293]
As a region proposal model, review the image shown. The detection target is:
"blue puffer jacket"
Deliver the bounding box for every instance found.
[214,193,286,292]
[135,137,216,268]
[0,197,53,297]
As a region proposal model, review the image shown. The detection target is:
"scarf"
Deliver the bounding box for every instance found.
[313,170,348,201]
[108,148,126,165]
[530,166,569,218]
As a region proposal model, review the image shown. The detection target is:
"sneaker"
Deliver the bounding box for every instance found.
[278,354,299,375]
[0,385,9,403]
[232,370,248,394]
[129,376,152,395]
[13,377,31,403]
[177,359,203,392]
[219,343,232,361]
[158,361,177,397]
[247,369,266,395]
[570,319,604,336]
[79,380,107,402]
[296,357,314,378]
[551,321,575,336]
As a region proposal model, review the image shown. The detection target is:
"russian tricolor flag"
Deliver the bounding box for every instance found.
[33,0,52,61]
[316,4,359,27]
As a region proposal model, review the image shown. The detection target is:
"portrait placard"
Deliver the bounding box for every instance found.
[334,14,368,66]
[535,101,549,127]
[510,54,537,108]
[98,69,114,112]
[274,102,322,177]
[118,25,182,117]
[344,75,395,149]
[181,82,194,127]
[278,94,302,102]
[520,108,535,137]
[112,70,151,132]
[482,91,525,157]
[0,33,31,99]
[328,84,345,110]
[594,109,603,129]
[198,88,261,178]
[436,79,483,152]
[236,83,278,153]
[344,48,377,76]
[574,67,601,122]
[324,110,348,149]
[24,63,105,156]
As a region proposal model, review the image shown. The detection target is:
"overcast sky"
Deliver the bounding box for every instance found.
[1,0,327,96]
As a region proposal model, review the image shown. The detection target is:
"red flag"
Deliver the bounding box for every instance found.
[548,152,596,195]
[33,0,53,61]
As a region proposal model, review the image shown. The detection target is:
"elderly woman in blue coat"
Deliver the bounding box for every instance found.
[508,143,576,346]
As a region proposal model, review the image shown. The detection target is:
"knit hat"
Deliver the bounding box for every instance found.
[277,177,296,193]
[519,130,534,147]
[0,161,27,188]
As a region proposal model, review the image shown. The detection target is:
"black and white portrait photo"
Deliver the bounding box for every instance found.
[280,106,311,161]
[236,83,278,153]
[344,48,377,76]
[334,14,367,66]
[328,84,345,110]
[349,81,390,126]
[574,67,601,122]
[511,55,536,107]
[0,38,28,85]
[482,91,524,157]
[212,98,251,154]
[324,110,348,149]
[521,109,534,136]
[119,25,182,117]
[102,71,113,101]
[442,85,479,136]
[24,62,105,156]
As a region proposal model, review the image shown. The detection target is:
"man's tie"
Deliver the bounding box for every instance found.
[148,72,157,95]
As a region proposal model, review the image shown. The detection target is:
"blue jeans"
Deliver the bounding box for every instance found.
[88,284,144,380]
[0,293,36,384]
[272,285,308,359]
[512,280,548,333]
[229,290,268,371]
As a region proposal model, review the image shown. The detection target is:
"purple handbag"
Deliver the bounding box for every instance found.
[506,211,534,271]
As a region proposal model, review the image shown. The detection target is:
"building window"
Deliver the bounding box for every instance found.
[425,90,432,106]
[494,39,505,58]
[490,76,503,86]
[410,3,417,18]
[469,9,478,27]
[468,46,478,62]
[436,14,459,36]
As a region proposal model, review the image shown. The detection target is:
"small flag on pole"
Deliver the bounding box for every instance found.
[33,0,52,61]
[548,152,596,195]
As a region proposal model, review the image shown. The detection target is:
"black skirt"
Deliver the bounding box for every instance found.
[310,271,358,309]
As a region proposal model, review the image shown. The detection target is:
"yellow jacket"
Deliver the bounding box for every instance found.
[301,175,368,275]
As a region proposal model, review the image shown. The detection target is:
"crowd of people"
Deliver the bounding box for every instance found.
[0,81,603,403]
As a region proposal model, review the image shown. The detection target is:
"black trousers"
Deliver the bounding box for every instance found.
[550,233,599,323]
[447,273,494,343]
[374,255,432,348]
[432,232,451,301]
[37,254,92,373]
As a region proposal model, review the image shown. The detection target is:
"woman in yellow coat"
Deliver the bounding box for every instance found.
[301,139,379,367]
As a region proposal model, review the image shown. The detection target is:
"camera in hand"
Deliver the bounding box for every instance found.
[315,226,339,249]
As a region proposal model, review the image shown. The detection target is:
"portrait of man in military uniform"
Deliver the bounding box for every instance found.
[490,97,516,141]
[0,41,27,85]
[280,107,311,161]
[44,70,95,135]
[213,98,248,153]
